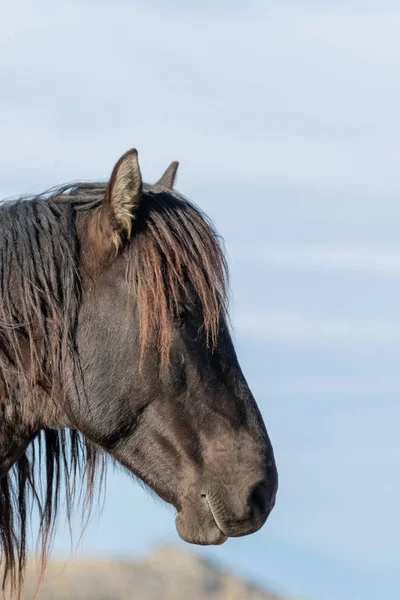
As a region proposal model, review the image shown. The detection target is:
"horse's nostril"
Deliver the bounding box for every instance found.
[249,482,269,516]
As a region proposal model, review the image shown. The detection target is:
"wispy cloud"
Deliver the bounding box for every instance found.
[259,375,400,398]
[230,244,400,274]
[235,312,400,345]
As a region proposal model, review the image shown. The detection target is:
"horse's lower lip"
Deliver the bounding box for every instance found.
[175,500,228,546]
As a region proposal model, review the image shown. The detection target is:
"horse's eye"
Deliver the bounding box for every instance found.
[176,306,188,322]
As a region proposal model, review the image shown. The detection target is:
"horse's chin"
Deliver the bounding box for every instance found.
[175,502,228,546]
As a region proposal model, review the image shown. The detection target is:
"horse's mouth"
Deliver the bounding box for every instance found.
[174,494,267,546]
[175,496,228,546]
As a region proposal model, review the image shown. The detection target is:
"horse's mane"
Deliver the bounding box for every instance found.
[0,181,228,595]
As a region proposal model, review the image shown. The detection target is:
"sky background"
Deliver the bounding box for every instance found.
[1,2,400,599]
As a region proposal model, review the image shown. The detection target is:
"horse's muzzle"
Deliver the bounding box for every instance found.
[174,472,277,545]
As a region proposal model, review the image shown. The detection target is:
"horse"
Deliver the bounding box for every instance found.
[0,149,278,596]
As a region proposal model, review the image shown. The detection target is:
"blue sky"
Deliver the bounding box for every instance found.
[1,2,400,599]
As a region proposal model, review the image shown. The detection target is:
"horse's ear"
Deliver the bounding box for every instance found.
[155,161,179,189]
[102,149,142,247]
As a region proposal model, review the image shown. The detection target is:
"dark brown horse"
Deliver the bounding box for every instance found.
[0,150,277,595]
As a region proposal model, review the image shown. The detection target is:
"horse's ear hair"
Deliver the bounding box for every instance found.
[104,149,142,247]
[156,161,179,189]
